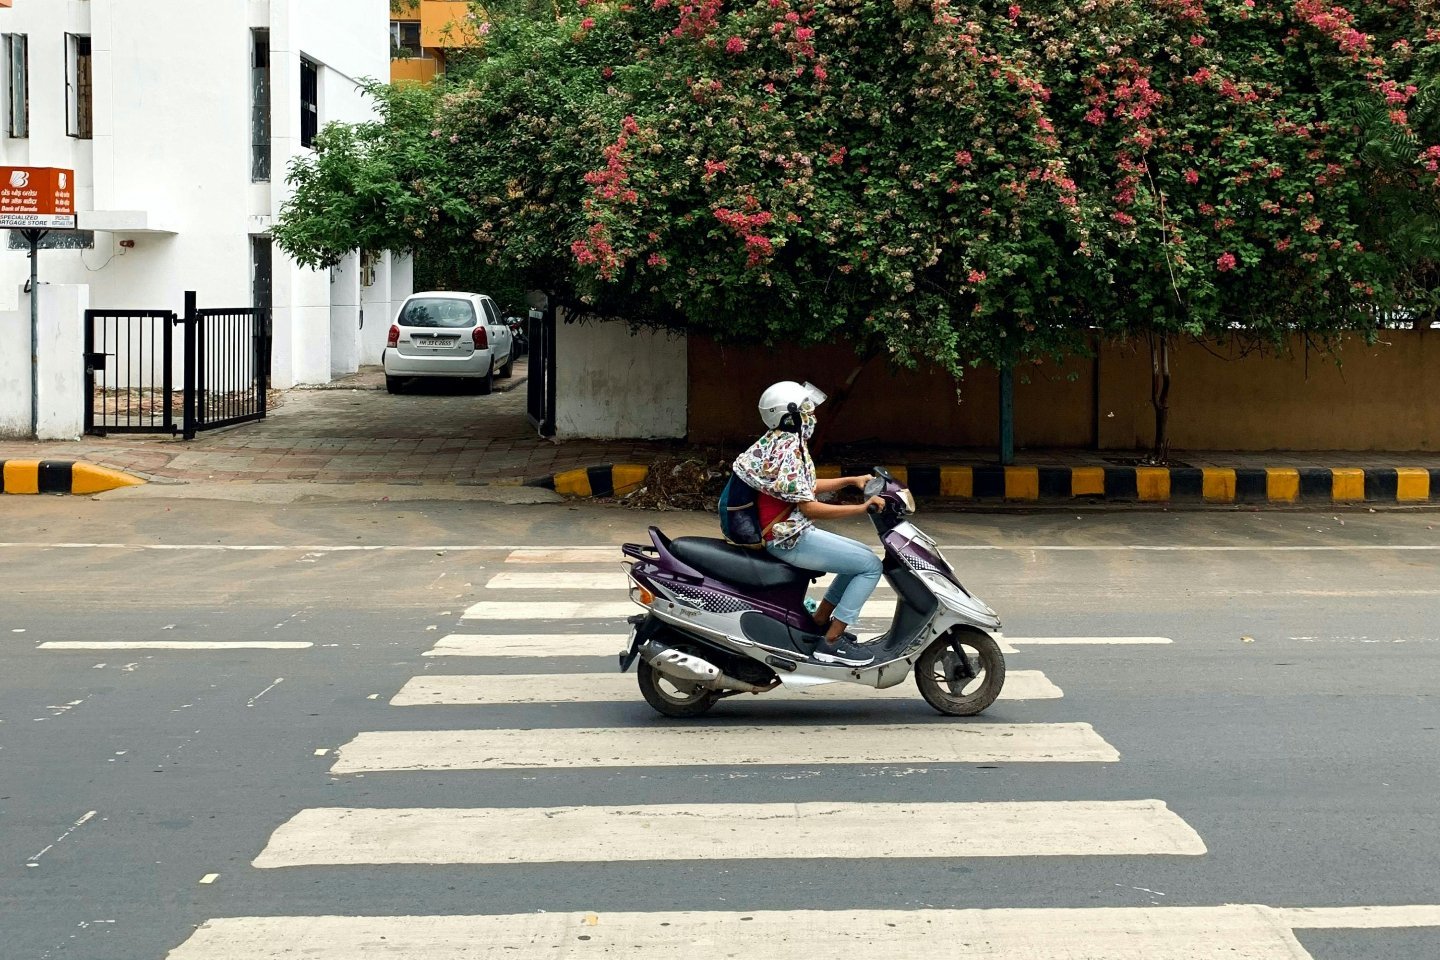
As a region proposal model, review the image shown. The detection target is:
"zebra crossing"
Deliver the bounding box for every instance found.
[165,544,1436,958]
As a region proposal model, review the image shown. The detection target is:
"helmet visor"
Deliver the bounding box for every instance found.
[801,382,828,407]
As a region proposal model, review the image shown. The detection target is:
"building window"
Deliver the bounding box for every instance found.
[251,235,273,312]
[5,33,27,138]
[251,31,271,181]
[390,21,422,59]
[300,58,319,149]
[65,34,92,140]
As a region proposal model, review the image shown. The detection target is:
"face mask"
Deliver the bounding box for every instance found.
[799,402,817,440]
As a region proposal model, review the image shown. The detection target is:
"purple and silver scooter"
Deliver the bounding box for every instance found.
[620,467,1006,718]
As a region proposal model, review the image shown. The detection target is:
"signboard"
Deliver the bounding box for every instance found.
[0,167,77,229]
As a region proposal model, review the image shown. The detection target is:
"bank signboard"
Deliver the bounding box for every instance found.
[0,167,78,229]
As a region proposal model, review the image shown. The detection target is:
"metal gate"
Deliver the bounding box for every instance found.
[84,291,271,439]
[525,306,557,438]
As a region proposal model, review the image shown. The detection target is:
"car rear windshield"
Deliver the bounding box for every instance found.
[399,298,477,328]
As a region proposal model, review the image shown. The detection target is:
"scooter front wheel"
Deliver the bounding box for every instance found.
[637,659,720,718]
[915,630,1006,717]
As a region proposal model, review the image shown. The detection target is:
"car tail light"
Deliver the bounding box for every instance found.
[387,324,400,347]
[472,326,488,350]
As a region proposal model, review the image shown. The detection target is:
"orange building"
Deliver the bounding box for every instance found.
[390,1,481,83]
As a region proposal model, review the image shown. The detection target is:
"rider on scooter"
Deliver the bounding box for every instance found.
[731,381,886,667]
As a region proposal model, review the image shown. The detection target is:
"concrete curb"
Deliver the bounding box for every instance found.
[527,462,1440,505]
[0,459,147,496]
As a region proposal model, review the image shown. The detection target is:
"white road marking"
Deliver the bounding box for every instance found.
[461,600,636,620]
[199,873,219,885]
[487,570,895,594]
[7,541,1440,553]
[313,749,329,757]
[27,810,98,867]
[331,722,1119,773]
[164,905,1351,959]
[254,800,1203,867]
[423,633,635,658]
[426,631,1021,657]
[460,599,898,621]
[1278,905,1440,928]
[246,678,283,707]
[1006,636,1172,646]
[390,670,1061,705]
[37,641,313,651]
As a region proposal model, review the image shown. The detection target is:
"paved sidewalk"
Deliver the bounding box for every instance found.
[0,361,681,488]
[2,361,1436,505]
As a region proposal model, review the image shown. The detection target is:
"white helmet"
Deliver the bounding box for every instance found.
[758,380,827,431]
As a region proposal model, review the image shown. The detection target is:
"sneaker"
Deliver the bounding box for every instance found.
[811,634,875,667]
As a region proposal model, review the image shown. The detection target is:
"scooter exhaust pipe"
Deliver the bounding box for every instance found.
[639,639,775,694]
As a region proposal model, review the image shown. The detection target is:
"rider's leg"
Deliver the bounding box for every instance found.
[777,528,882,640]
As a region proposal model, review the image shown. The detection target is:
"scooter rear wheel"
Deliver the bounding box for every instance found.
[637,658,720,718]
[915,630,1006,717]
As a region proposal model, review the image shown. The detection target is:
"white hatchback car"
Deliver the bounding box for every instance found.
[382,292,515,394]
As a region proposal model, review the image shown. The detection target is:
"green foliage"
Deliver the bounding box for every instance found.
[276,0,1440,378]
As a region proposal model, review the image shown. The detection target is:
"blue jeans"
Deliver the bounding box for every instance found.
[766,526,882,627]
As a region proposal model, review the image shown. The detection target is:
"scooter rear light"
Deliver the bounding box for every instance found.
[472,326,489,350]
[630,583,655,606]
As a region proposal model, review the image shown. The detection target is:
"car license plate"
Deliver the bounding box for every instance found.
[414,338,455,349]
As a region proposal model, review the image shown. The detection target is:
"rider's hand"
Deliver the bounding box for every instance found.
[861,495,886,514]
[849,475,871,490]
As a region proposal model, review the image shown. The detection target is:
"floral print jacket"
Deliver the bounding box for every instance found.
[731,429,816,549]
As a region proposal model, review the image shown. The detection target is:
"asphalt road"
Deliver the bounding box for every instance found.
[2,495,1438,959]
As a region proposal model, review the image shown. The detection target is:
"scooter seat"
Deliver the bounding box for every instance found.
[669,537,820,591]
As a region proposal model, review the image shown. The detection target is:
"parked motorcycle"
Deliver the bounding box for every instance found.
[620,467,1005,717]
[506,317,529,357]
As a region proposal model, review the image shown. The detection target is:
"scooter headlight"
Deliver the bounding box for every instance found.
[899,489,916,514]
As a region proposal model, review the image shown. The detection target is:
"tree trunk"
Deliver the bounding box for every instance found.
[1149,334,1171,464]
[808,351,877,458]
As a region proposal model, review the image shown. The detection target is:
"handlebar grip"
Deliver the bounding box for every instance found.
[867,503,881,514]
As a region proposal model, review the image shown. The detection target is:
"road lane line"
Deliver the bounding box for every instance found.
[253,800,1203,867]
[460,599,897,621]
[331,722,1119,772]
[5,541,1440,553]
[1278,905,1440,929]
[37,641,314,651]
[390,670,1061,705]
[487,571,895,594]
[165,905,1324,960]
[1005,636,1172,646]
[423,632,1018,657]
[423,633,632,658]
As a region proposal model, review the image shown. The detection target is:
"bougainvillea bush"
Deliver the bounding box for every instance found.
[278,0,1439,382]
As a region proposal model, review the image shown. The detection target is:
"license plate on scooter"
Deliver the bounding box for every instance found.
[618,615,644,672]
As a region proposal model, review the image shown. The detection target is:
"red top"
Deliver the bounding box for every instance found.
[757,492,794,541]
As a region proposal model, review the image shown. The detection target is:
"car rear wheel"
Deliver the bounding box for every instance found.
[499,349,514,379]
[474,361,494,395]
[385,375,403,394]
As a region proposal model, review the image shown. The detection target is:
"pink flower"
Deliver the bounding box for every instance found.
[431,129,442,138]
[1083,107,1106,126]
[647,253,667,267]
[795,27,814,41]
[477,21,492,35]
[1111,212,1136,226]
[725,36,747,54]
[1189,34,1205,46]
[812,65,828,81]
[1216,252,1237,272]
[580,16,595,29]
[954,150,972,166]
[1183,169,1199,185]
[967,269,986,284]
[1007,4,1021,19]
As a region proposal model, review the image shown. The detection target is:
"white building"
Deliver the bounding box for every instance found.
[0,0,412,438]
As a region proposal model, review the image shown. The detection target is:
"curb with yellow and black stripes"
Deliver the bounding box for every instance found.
[528,463,1440,505]
[0,459,146,496]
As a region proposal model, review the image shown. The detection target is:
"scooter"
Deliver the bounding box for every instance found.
[620,467,1006,717]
